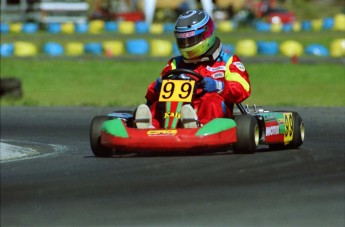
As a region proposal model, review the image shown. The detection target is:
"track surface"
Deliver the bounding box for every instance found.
[1,106,344,227]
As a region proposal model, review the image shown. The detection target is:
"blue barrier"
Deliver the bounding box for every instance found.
[47,23,61,33]
[75,23,89,33]
[305,44,329,56]
[0,23,9,34]
[222,44,235,54]
[0,43,14,57]
[257,41,279,55]
[172,43,180,56]
[282,23,293,32]
[22,23,39,33]
[164,23,175,33]
[43,42,64,56]
[135,21,149,33]
[126,39,149,55]
[105,21,118,32]
[323,17,334,30]
[301,20,312,31]
[85,42,103,55]
[255,21,271,32]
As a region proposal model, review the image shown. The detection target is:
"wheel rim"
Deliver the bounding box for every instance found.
[254,124,260,146]
[300,122,305,142]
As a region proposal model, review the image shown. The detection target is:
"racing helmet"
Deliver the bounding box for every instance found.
[174,10,216,59]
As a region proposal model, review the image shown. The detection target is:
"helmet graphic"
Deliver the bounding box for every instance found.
[174,10,216,59]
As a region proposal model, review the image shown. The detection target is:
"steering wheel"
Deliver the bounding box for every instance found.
[161,68,206,98]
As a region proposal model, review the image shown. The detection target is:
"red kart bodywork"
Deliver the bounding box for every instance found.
[100,118,237,152]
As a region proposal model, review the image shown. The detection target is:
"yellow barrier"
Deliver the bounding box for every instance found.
[65,42,84,56]
[235,39,257,57]
[150,39,172,57]
[292,22,301,32]
[89,20,104,34]
[311,19,323,31]
[271,22,282,33]
[217,21,234,32]
[14,41,37,56]
[280,40,303,57]
[150,23,164,34]
[334,13,345,31]
[118,21,135,34]
[330,39,345,57]
[103,41,124,57]
[61,23,75,34]
[10,23,22,33]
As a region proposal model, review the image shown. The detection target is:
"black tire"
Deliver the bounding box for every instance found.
[0,78,22,97]
[269,112,305,150]
[233,115,259,154]
[90,116,113,157]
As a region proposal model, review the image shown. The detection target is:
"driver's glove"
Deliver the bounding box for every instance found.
[203,77,224,93]
[154,77,162,92]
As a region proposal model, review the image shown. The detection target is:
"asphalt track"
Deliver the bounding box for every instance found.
[1,106,344,227]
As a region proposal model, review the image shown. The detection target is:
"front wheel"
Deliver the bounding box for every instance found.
[233,115,259,154]
[90,116,113,157]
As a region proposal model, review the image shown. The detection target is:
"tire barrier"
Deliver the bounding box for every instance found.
[150,39,172,57]
[61,23,75,34]
[280,40,303,57]
[149,23,164,34]
[14,41,37,57]
[1,39,344,58]
[135,21,149,34]
[44,42,64,56]
[305,44,329,57]
[105,21,118,32]
[89,20,104,34]
[103,41,124,57]
[235,39,257,57]
[257,41,279,55]
[0,43,14,57]
[126,39,149,55]
[65,42,84,56]
[2,14,344,34]
[85,42,103,55]
[47,23,61,33]
[217,21,235,32]
[330,39,345,57]
[22,23,39,34]
[119,21,135,34]
[75,23,89,33]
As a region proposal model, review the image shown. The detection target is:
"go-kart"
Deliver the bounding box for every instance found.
[90,69,305,157]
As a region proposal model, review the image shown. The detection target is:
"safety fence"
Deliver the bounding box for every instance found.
[1,13,344,35]
[1,38,345,58]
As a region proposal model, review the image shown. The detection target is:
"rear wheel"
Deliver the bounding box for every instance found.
[233,115,259,154]
[90,116,113,157]
[269,112,305,150]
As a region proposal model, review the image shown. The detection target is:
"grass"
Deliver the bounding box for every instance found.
[1,58,344,107]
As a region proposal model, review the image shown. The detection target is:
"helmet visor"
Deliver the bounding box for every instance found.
[174,29,204,48]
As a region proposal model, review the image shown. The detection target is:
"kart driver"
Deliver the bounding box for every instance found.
[135,9,251,129]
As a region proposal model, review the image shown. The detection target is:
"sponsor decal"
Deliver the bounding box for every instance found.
[176,31,195,38]
[284,113,294,143]
[211,72,224,79]
[266,125,280,136]
[263,114,276,121]
[233,62,245,72]
[206,66,226,72]
[164,112,181,119]
[147,130,177,136]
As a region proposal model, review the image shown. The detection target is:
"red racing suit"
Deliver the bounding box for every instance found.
[145,51,251,128]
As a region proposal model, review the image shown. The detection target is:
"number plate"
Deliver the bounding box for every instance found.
[158,80,195,102]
